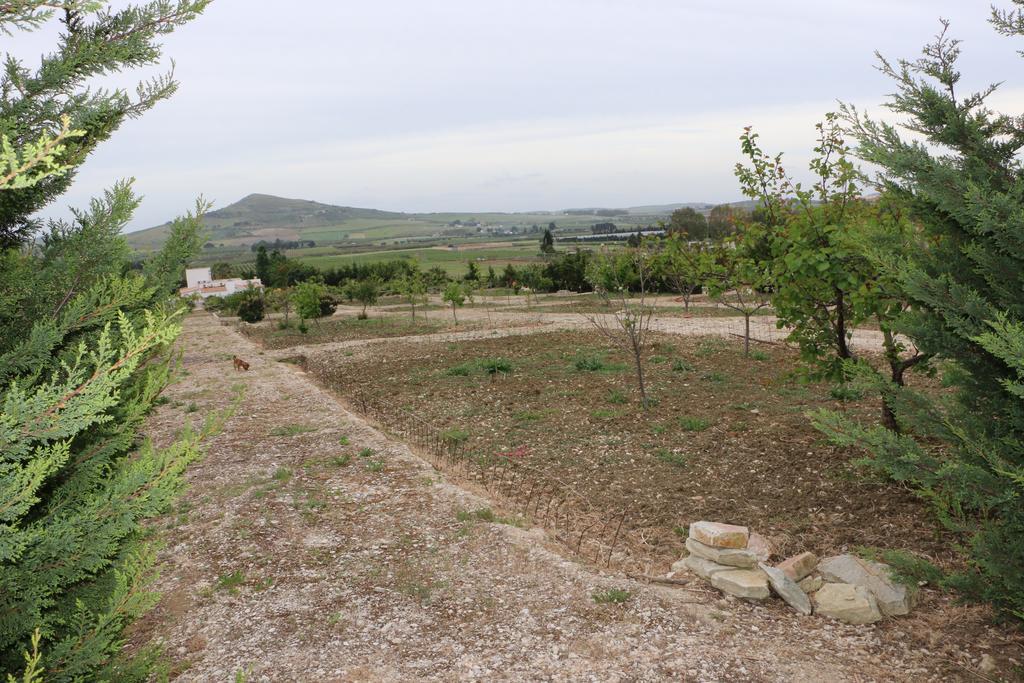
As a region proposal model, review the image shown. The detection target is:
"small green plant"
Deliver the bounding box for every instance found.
[446,363,474,376]
[269,424,315,437]
[749,350,769,361]
[330,454,351,467]
[338,435,350,446]
[358,447,375,458]
[592,588,631,604]
[856,547,945,589]
[700,371,726,384]
[216,570,246,593]
[297,319,309,334]
[590,408,618,419]
[272,467,292,482]
[513,410,544,423]
[671,358,694,373]
[574,353,606,371]
[365,459,385,472]
[607,389,627,404]
[480,357,513,375]
[442,427,470,443]
[184,401,198,413]
[678,416,711,432]
[649,355,668,364]
[655,448,688,467]
[652,424,667,435]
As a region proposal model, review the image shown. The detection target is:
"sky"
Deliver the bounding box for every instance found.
[9,0,1024,230]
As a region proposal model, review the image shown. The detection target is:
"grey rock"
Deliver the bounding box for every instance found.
[686,537,758,568]
[814,583,882,625]
[818,554,914,616]
[683,555,732,580]
[709,569,770,600]
[759,562,812,615]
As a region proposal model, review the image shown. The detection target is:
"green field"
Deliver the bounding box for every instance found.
[292,241,552,276]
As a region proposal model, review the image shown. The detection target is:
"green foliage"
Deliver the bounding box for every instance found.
[441,428,470,444]
[678,416,711,432]
[592,588,631,604]
[344,278,380,318]
[814,9,1024,619]
[479,358,513,375]
[655,448,688,467]
[442,282,466,323]
[573,353,607,371]
[855,547,945,589]
[235,287,265,323]
[292,280,335,321]
[652,234,712,309]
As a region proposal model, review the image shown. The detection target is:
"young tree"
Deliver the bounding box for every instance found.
[654,233,711,312]
[443,281,465,323]
[813,8,1024,619]
[666,207,709,240]
[398,274,428,320]
[344,278,380,319]
[266,287,293,326]
[292,280,335,327]
[703,240,771,357]
[255,245,272,285]
[584,246,655,409]
[235,285,266,323]
[464,260,480,282]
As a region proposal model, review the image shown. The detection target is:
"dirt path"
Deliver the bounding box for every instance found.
[135,312,947,681]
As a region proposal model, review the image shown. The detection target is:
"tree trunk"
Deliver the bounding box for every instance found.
[451,304,457,324]
[632,336,648,409]
[744,314,751,357]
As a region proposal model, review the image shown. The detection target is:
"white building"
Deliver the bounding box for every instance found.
[179,266,264,299]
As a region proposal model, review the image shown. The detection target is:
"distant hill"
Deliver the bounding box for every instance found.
[125,193,406,250]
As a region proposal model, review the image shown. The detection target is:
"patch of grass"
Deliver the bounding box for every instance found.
[338,435,350,446]
[253,577,274,591]
[654,448,688,467]
[830,383,865,401]
[700,371,726,384]
[269,424,315,437]
[330,454,351,467]
[652,424,667,435]
[358,447,375,458]
[441,427,470,443]
[592,588,631,604]
[513,410,545,423]
[696,339,725,356]
[365,459,385,472]
[185,402,198,413]
[607,389,627,405]
[590,408,619,419]
[678,416,711,432]
[573,353,607,371]
[446,363,474,376]
[749,350,769,361]
[649,355,668,364]
[480,357,513,375]
[215,570,246,593]
[671,358,694,373]
[272,467,292,482]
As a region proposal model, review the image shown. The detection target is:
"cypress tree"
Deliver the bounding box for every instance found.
[814,6,1024,619]
[0,1,213,677]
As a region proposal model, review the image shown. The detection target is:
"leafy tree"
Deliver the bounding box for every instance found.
[398,274,428,320]
[666,207,708,240]
[0,0,211,247]
[813,8,1024,619]
[292,280,334,325]
[235,286,265,323]
[442,282,465,323]
[424,265,448,290]
[540,227,555,254]
[486,265,498,288]
[464,260,480,282]
[735,115,928,426]
[585,246,655,409]
[211,261,235,279]
[255,245,271,285]
[266,287,292,326]
[501,263,518,288]
[706,204,740,239]
[344,278,379,319]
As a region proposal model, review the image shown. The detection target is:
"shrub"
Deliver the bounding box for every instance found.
[678,416,711,431]
[574,353,606,371]
[480,357,513,375]
[671,358,694,373]
[592,588,631,604]
[442,428,470,443]
[236,289,266,323]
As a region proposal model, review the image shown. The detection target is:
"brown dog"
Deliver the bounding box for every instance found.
[232,355,250,371]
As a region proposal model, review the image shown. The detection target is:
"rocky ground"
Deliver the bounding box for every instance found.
[131,312,1020,681]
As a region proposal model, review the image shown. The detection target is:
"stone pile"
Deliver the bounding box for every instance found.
[672,521,916,625]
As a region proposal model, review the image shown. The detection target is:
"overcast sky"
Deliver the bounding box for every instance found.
[10,0,1024,230]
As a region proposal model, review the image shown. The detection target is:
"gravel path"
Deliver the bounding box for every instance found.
[133,312,955,681]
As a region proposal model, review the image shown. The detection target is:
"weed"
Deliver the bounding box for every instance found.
[696,339,724,356]
[253,577,274,591]
[185,402,198,413]
[856,547,945,589]
[365,459,385,472]
[298,320,309,334]
[592,588,631,604]
[678,416,711,432]
[749,350,769,362]
[700,371,726,384]
[607,389,627,405]
[590,408,618,419]
[330,454,351,467]
[574,353,606,371]
[272,467,292,482]
[358,447,375,458]
[672,525,689,538]
[650,355,668,364]
[652,424,667,435]
[672,358,694,373]
[338,435,350,446]
[269,424,315,437]
[513,410,544,423]
[655,448,688,467]
[216,570,246,593]
[480,357,513,375]
[446,363,474,376]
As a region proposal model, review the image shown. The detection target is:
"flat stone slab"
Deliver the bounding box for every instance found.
[684,555,732,580]
[818,554,913,617]
[814,583,882,624]
[689,521,749,549]
[778,551,818,582]
[710,569,770,600]
[759,562,812,615]
[686,537,757,568]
